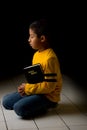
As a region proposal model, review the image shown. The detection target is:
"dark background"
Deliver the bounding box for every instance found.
[0,3,87,93]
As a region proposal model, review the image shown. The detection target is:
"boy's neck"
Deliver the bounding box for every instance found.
[38,43,50,52]
[38,46,50,52]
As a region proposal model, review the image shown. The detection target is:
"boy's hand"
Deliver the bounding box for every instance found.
[18,83,26,96]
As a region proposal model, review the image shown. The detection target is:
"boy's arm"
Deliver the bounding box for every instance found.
[24,58,62,95]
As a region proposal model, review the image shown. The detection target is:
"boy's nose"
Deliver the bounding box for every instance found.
[28,39,29,42]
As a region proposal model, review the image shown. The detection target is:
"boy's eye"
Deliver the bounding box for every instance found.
[31,36,34,38]
[30,35,34,38]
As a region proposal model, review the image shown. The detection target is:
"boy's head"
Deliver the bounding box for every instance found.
[29,19,50,39]
[28,19,51,51]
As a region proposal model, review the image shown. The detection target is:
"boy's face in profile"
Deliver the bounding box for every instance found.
[28,29,46,51]
[28,29,42,50]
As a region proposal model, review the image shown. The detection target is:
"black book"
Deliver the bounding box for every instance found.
[23,63,57,84]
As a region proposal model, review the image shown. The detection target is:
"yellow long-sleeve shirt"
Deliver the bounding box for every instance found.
[25,48,62,102]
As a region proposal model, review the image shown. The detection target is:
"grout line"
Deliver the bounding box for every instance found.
[33,119,39,130]
[55,110,70,130]
[1,105,8,130]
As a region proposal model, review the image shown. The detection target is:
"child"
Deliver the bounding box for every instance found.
[2,19,62,118]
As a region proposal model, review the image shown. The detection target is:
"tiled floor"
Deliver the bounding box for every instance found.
[0,74,87,130]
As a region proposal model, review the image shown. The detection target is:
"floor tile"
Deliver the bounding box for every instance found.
[34,110,67,128]
[6,120,38,130]
[62,75,87,114]
[56,94,87,126]
[0,109,4,121]
[38,127,69,130]
[69,125,87,130]
[0,122,7,130]
[2,108,20,121]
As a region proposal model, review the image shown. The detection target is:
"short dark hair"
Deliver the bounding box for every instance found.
[29,19,51,41]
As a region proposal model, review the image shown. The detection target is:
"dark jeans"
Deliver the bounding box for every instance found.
[2,92,57,118]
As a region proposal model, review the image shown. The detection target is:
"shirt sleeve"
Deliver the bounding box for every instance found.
[24,57,60,95]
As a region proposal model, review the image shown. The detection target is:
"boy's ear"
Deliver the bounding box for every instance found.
[40,35,46,42]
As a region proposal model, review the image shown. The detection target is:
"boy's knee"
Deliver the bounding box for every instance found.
[13,103,24,117]
[1,97,13,110]
[13,103,32,118]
